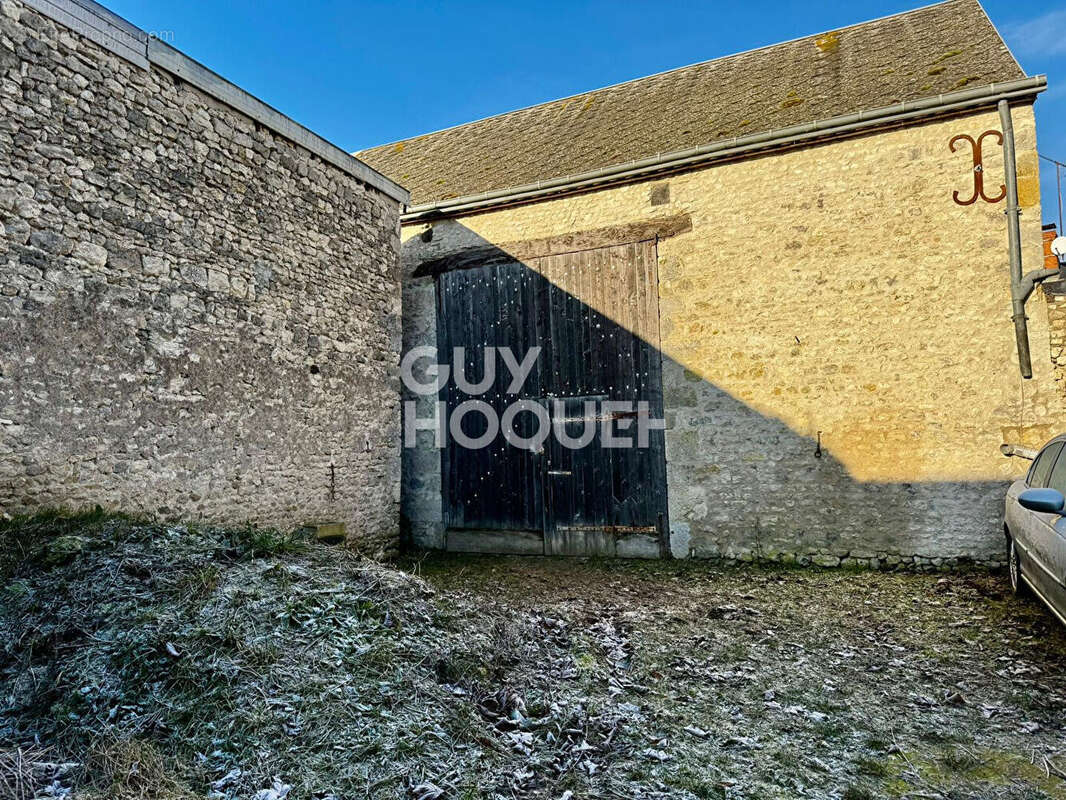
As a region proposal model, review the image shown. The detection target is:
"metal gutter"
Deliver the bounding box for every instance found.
[403,76,1047,223]
[1000,99,1059,379]
[21,0,410,205]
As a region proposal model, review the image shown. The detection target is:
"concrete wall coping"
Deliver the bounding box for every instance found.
[21,0,411,205]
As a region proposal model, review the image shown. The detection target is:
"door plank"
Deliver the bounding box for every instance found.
[436,239,668,556]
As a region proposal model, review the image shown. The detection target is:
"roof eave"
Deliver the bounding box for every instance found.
[402,75,1046,224]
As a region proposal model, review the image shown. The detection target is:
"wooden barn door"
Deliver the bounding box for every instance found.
[537,242,667,556]
[436,262,545,536]
[436,239,668,556]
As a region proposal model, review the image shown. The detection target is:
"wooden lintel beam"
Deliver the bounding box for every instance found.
[412,213,691,278]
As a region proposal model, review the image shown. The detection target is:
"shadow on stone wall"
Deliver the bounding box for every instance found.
[400,221,1011,566]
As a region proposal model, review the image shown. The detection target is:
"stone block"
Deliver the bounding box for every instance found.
[71,241,107,267]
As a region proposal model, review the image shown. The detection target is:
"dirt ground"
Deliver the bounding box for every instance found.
[410,553,1066,800]
[3,516,1066,800]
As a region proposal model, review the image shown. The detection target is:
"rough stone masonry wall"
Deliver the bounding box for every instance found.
[401,104,1061,566]
[1042,229,1066,391]
[1044,284,1066,392]
[0,1,402,556]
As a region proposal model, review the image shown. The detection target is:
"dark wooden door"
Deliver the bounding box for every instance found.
[436,262,544,532]
[436,239,667,556]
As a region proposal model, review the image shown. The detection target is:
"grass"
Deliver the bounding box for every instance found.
[4,513,663,798]
[666,764,724,799]
[855,756,892,777]
[417,553,1066,798]
[222,523,309,559]
[0,512,428,797]
[5,519,1066,799]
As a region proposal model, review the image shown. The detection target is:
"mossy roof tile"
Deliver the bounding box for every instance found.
[358,0,1024,206]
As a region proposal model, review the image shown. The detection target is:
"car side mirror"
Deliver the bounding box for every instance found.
[1018,488,1066,515]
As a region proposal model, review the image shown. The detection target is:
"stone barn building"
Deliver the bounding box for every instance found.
[0,0,408,556]
[360,0,1064,565]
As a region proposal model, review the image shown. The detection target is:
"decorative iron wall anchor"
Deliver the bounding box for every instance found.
[950,130,1006,205]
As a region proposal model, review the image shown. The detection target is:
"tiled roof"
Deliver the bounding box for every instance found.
[358,0,1024,207]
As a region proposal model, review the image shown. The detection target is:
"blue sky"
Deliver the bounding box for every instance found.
[105,0,1066,226]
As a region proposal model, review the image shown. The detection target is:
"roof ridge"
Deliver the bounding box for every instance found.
[357,0,958,154]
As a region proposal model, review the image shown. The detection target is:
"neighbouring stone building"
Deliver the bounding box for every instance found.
[0,0,408,555]
[360,0,1063,565]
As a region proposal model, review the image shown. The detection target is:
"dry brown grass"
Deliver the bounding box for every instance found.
[79,736,196,800]
[0,746,72,800]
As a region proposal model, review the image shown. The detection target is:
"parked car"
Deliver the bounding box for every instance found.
[1004,435,1066,625]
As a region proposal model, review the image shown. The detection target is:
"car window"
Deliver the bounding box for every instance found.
[1029,441,1064,488]
[1048,447,1066,494]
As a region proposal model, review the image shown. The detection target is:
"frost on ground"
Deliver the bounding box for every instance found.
[1,514,1065,799]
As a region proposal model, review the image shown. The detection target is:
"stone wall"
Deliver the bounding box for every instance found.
[401,104,1063,565]
[0,0,403,556]
[1044,281,1066,395]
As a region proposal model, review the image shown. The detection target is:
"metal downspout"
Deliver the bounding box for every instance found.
[1000,99,1033,378]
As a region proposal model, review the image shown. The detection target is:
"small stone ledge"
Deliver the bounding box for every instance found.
[1041,277,1066,297]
